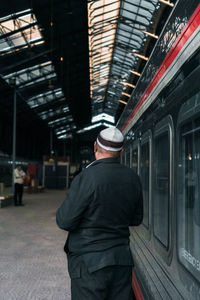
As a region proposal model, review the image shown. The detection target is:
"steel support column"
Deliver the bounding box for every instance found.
[12,86,16,194]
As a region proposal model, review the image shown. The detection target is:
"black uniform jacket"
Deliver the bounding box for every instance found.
[56,158,143,278]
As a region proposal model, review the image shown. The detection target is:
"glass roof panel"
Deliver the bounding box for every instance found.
[38,105,70,120]
[0,9,75,139]
[88,0,160,122]
[3,61,56,89]
[90,0,119,10]
[57,133,74,140]
[11,32,25,47]
[101,0,159,119]
[48,116,70,126]
[27,88,64,109]
[0,10,44,56]
[91,113,115,124]
[88,0,121,101]
[2,19,15,31]
[23,24,42,43]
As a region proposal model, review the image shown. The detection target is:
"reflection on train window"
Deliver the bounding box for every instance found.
[121,152,125,165]
[126,150,130,168]
[153,133,169,248]
[131,148,138,173]
[141,142,149,228]
[178,121,200,281]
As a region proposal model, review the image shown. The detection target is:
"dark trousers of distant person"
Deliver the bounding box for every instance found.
[71,263,136,300]
[14,183,24,206]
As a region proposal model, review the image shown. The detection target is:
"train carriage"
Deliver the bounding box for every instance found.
[117,1,200,299]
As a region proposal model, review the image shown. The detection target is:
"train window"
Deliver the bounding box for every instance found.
[153,132,170,248]
[178,119,200,281]
[131,146,138,173]
[140,142,150,228]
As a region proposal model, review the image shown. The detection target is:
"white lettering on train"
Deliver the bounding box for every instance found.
[181,248,200,271]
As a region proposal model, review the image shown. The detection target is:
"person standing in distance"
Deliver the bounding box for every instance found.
[14,164,26,206]
[56,127,143,300]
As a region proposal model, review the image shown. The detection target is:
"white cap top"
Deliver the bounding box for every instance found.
[96,127,124,151]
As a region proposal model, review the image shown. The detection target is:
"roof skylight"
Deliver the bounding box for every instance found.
[91,113,115,124]
[4,61,56,88]
[88,0,121,115]
[0,9,44,56]
[88,0,161,123]
[27,88,64,109]
[0,9,75,140]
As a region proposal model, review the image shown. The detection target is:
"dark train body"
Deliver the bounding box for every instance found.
[117,1,200,299]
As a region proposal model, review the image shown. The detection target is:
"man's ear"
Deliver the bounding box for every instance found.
[94,141,97,153]
[120,148,124,155]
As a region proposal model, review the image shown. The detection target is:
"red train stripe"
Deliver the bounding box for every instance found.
[132,271,144,300]
[122,4,200,132]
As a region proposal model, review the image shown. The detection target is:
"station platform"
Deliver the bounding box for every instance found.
[0,190,71,300]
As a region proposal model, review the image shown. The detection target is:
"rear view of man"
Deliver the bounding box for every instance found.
[56,127,143,300]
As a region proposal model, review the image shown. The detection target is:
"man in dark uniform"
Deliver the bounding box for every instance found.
[56,127,143,300]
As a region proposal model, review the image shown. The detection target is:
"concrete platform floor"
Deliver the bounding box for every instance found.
[0,190,71,300]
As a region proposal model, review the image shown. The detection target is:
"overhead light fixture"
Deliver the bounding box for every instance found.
[119,100,127,105]
[122,92,131,98]
[121,82,136,88]
[60,57,64,62]
[158,0,174,7]
[132,52,148,61]
[141,30,158,39]
[128,70,141,77]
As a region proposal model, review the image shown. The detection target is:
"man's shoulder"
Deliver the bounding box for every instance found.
[72,167,94,184]
[85,159,138,178]
[120,164,140,179]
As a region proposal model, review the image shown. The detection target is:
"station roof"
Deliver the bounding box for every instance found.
[0,0,90,141]
[0,0,174,142]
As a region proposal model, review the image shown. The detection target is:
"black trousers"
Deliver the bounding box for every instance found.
[71,263,135,300]
[14,183,24,205]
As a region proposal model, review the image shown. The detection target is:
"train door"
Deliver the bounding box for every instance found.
[177,91,200,286]
[153,115,174,264]
[140,130,152,240]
